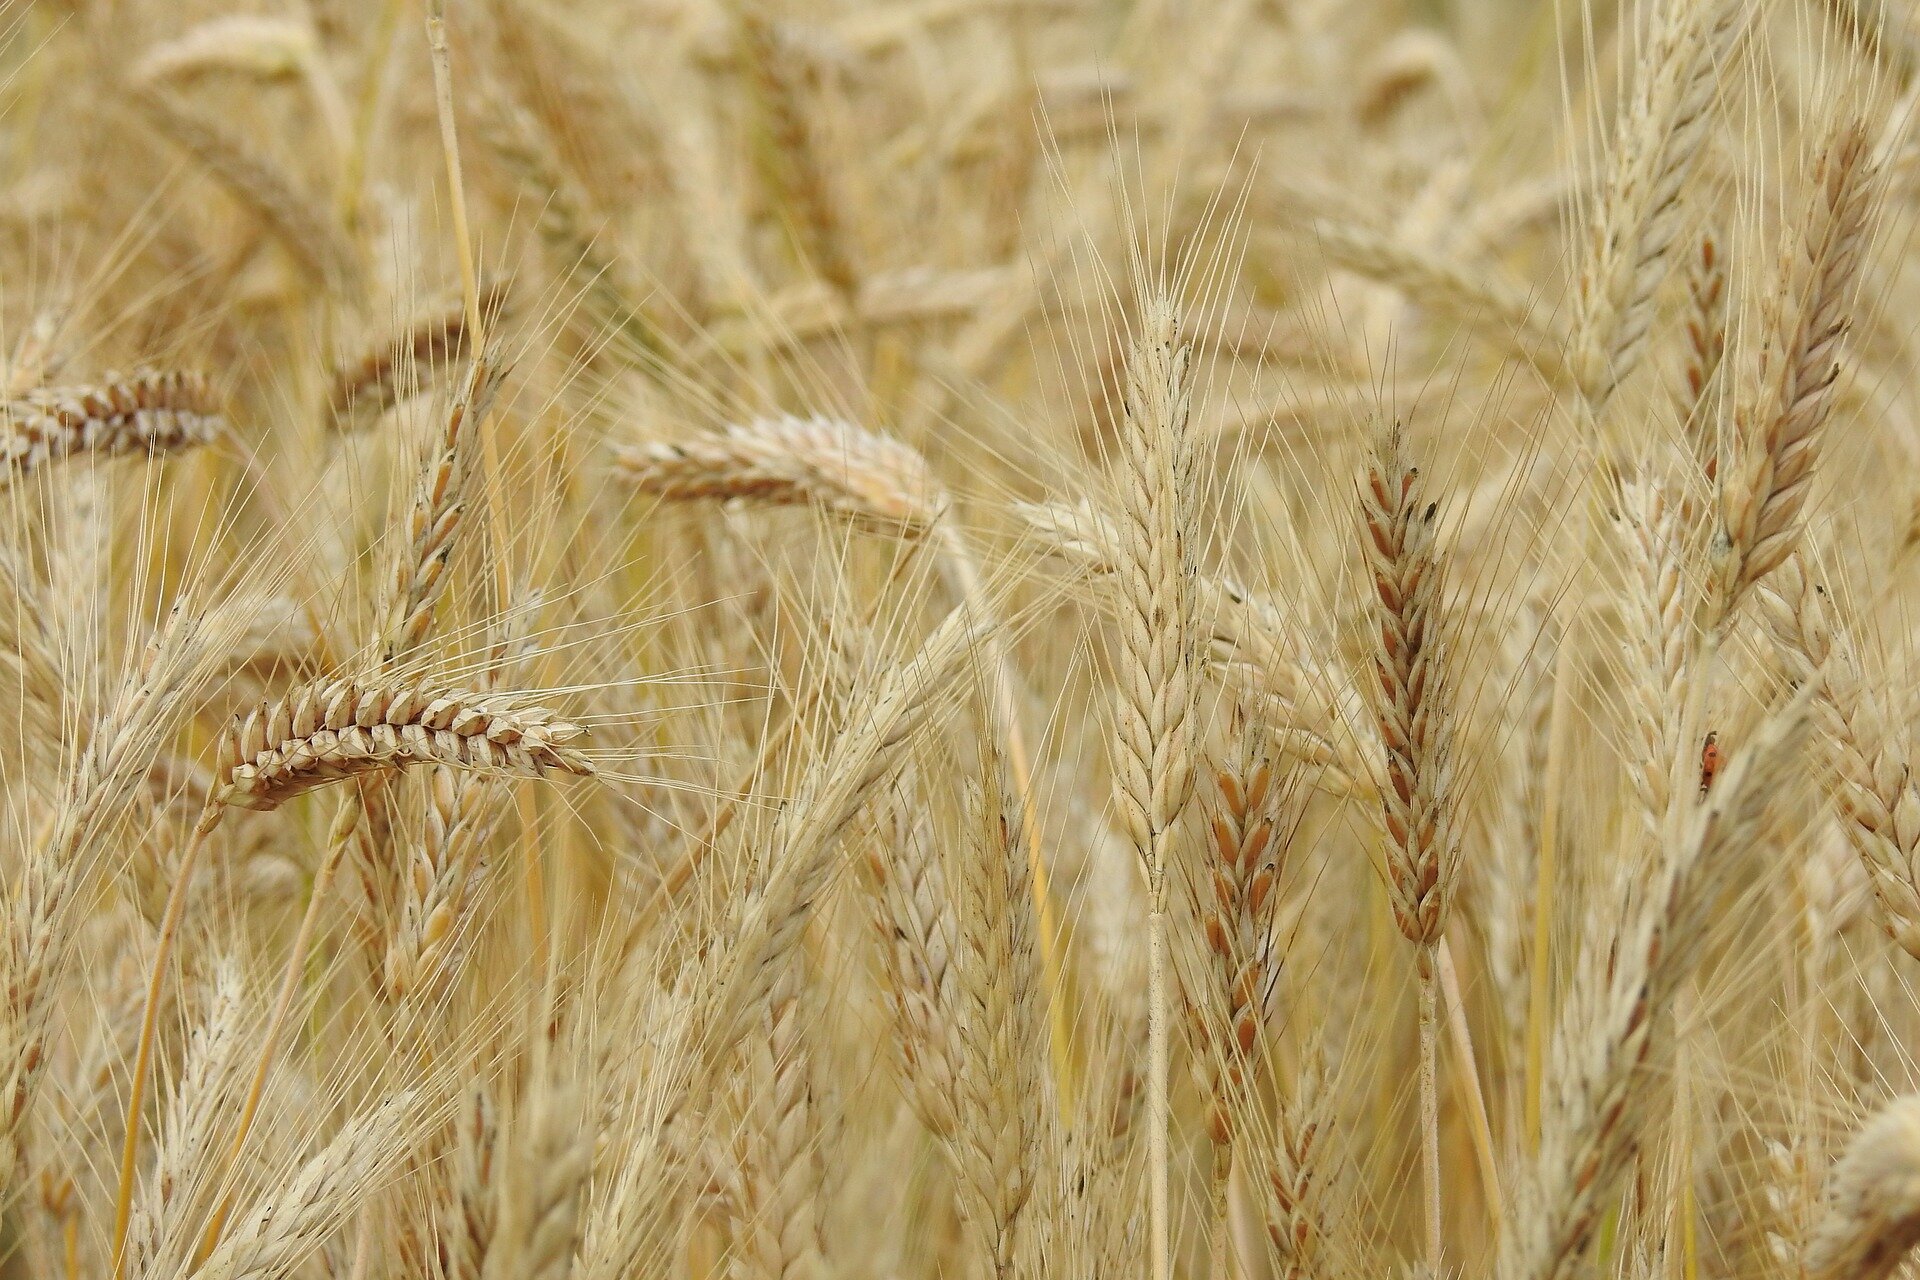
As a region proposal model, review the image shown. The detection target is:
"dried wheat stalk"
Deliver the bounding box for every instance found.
[1191,731,1297,1277]
[726,954,831,1280]
[192,1092,421,1280]
[1289,209,1567,382]
[124,960,247,1278]
[1264,1050,1335,1280]
[1020,498,1370,795]
[622,413,1075,1100]
[1759,558,1920,959]
[446,1083,498,1280]
[736,2,862,299]
[861,787,960,1138]
[1358,417,1458,1273]
[380,359,506,662]
[699,605,985,1066]
[496,1079,592,1280]
[130,82,360,293]
[1678,230,1727,450]
[5,603,215,1187]
[476,85,661,360]
[1617,478,1691,831]
[617,415,943,535]
[1106,296,1199,1280]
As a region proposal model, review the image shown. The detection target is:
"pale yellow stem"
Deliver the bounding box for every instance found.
[937,525,1076,1108]
[1149,896,1172,1280]
[194,793,362,1264]
[109,803,225,1280]
[1525,636,1575,1152]
[1438,934,1504,1233]
[1418,946,1443,1275]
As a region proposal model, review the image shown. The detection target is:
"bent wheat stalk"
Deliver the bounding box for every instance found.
[620,413,1078,1102]
[108,681,590,1277]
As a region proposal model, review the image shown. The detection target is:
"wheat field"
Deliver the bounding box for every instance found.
[0,0,1917,1276]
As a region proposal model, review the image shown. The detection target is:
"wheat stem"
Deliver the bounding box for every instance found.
[107,801,224,1280]
[194,791,363,1266]
[1439,934,1503,1230]
[1148,902,1172,1280]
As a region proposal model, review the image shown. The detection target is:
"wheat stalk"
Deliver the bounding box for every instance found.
[1020,498,1371,795]
[1357,417,1459,1273]
[1617,477,1692,832]
[124,960,247,1278]
[1678,230,1728,459]
[698,605,985,1066]
[1759,558,1920,958]
[476,84,662,361]
[447,1083,499,1280]
[491,1078,591,1280]
[622,414,1077,1102]
[1105,295,1199,1280]
[735,1,862,299]
[328,283,508,426]
[192,1092,421,1280]
[5,602,216,1187]
[1190,731,1297,1278]
[214,680,593,809]
[1264,1050,1334,1280]
[617,415,944,535]
[861,785,960,1139]
[725,954,831,1280]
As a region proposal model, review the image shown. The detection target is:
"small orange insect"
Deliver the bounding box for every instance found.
[1698,731,1720,798]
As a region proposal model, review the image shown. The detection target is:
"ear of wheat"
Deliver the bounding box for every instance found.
[1,372,223,477]
[214,680,592,811]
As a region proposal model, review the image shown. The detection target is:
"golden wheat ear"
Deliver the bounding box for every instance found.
[213,680,593,812]
[0,372,224,478]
